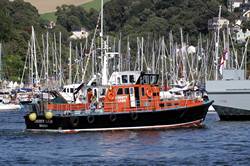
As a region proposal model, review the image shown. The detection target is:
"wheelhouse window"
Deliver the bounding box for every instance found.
[117,88,123,95]
[122,75,128,83]
[117,77,121,84]
[129,75,135,83]
[150,75,158,84]
[125,88,129,94]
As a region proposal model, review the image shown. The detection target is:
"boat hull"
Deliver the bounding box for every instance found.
[206,80,250,121]
[213,105,250,121]
[0,104,21,111]
[24,101,213,133]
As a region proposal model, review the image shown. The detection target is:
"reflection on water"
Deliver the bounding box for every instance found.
[0,111,250,165]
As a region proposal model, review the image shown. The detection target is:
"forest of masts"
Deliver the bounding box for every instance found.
[22,24,248,90]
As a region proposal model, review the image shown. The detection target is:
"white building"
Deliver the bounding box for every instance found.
[69,28,89,40]
[228,0,247,12]
[233,29,250,43]
[208,17,230,30]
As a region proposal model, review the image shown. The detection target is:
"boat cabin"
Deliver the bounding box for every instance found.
[108,71,141,85]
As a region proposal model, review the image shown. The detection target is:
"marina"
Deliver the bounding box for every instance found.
[1,0,250,165]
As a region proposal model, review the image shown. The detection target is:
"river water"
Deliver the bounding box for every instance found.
[0,110,249,165]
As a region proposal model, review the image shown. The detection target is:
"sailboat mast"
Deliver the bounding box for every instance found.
[0,43,1,81]
[59,32,62,87]
[31,26,39,84]
[215,5,222,80]
[46,31,49,86]
[69,41,72,84]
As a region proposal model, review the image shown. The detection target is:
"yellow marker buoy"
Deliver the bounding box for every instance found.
[45,111,53,120]
[29,113,37,121]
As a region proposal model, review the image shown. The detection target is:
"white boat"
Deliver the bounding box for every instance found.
[0,102,21,111]
[206,69,250,120]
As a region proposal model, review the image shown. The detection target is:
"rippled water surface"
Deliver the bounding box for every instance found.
[0,110,250,165]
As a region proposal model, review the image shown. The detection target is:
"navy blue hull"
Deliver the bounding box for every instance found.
[24,101,213,132]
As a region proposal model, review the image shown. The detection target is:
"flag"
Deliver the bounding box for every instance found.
[219,49,228,75]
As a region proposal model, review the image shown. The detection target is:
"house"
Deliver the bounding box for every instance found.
[228,0,248,12]
[208,17,230,31]
[69,28,89,40]
[44,21,56,29]
[233,29,250,43]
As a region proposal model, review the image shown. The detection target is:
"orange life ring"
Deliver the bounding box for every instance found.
[107,91,115,101]
[146,89,153,97]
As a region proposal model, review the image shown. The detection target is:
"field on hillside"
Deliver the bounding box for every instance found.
[40,0,110,22]
[24,0,92,14]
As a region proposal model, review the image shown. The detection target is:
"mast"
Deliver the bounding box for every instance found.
[127,36,131,71]
[46,31,49,86]
[69,41,72,84]
[180,28,186,80]
[31,26,39,84]
[0,43,1,81]
[101,0,108,85]
[215,5,222,80]
[59,32,62,87]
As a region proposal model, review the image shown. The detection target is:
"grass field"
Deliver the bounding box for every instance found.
[81,0,110,11]
[40,0,110,22]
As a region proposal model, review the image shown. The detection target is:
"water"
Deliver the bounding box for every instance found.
[0,111,250,165]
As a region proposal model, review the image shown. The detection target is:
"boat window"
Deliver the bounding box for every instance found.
[70,88,74,93]
[150,75,158,84]
[129,88,134,94]
[141,88,145,96]
[101,89,106,95]
[117,88,123,95]
[117,77,121,84]
[63,88,66,92]
[167,103,172,106]
[122,75,128,83]
[94,89,97,96]
[125,88,129,94]
[143,76,149,84]
[129,75,135,83]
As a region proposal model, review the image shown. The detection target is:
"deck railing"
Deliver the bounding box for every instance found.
[40,97,203,115]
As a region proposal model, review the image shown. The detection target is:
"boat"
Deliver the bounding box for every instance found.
[60,84,81,103]
[0,93,21,111]
[205,5,250,120]
[0,102,21,111]
[24,72,213,133]
[206,69,250,120]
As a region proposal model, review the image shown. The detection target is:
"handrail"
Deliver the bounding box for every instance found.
[45,97,203,113]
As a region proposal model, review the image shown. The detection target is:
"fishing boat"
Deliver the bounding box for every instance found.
[24,72,213,133]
